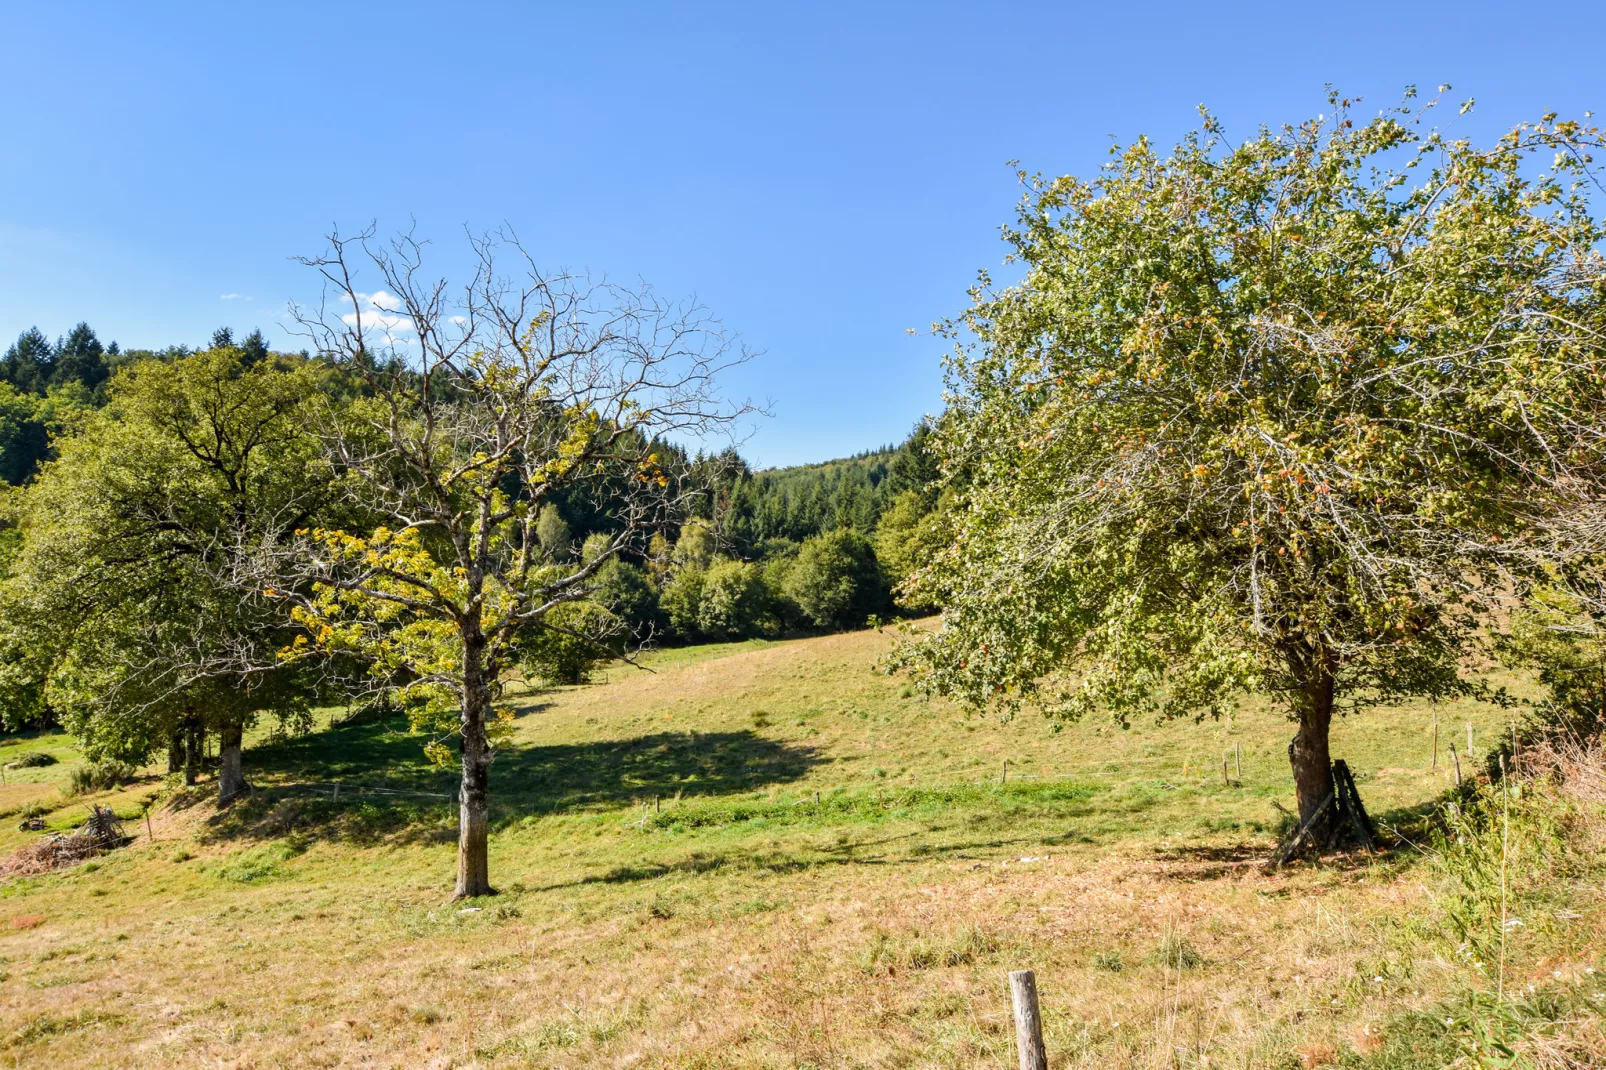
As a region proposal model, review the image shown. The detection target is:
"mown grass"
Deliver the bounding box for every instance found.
[0,626,1599,1067]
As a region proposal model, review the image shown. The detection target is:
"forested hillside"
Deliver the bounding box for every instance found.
[0,322,948,666]
[0,324,270,484]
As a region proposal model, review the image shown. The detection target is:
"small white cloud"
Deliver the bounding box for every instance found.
[449,315,468,326]
[220,293,252,301]
[340,290,415,336]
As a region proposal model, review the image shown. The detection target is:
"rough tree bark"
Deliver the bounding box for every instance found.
[218,720,246,801]
[167,730,185,776]
[454,633,495,900]
[1288,663,1336,833]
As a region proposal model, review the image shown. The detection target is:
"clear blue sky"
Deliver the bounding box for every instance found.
[2,2,1602,467]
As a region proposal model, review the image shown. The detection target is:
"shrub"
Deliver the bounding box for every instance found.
[6,751,56,769]
[517,601,622,685]
[873,489,949,611]
[64,760,137,796]
[761,554,805,631]
[670,519,715,571]
[659,565,707,640]
[697,559,767,639]
[535,503,571,562]
[783,528,888,630]
[1428,770,1579,964]
[1498,592,1606,741]
[592,558,662,638]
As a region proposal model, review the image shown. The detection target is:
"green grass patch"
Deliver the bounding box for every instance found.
[1337,977,1606,1067]
[202,841,305,883]
[645,780,1096,832]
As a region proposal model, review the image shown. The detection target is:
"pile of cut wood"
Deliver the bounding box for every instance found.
[1,805,132,877]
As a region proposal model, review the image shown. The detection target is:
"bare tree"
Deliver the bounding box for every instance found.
[280,227,754,898]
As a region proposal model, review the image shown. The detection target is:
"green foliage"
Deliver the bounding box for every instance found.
[1499,587,1606,739]
[64,760,137,795]
[579,532,611,566]
[6,751,56,768]
[517,601,623,686]
[591,558,662,639]
[536,503,572,562]
[697,559,768,639]
[872,490,947,611]
[706,424,940,555]
[1428,777,1578,967]
[783,528,886,630]
[895,95,1606,752]
[1,347,328,766]
[1,327,58,395]
[659,565,707,639]
[671,518,715,571]
[0,380,92,486]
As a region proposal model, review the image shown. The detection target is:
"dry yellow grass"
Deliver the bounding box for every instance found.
[0,627,1597,1068]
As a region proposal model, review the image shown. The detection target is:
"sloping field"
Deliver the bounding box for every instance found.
[0,628,1599,1068]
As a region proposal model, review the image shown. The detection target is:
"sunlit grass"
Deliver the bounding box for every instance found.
[0,626,1596,1068]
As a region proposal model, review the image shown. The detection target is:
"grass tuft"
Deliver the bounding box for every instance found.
[6,1011,126,1048]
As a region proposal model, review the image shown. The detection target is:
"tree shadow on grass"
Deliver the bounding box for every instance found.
[529,829,1085,892]
[204,716,821,847]
[1135,794,1454,882]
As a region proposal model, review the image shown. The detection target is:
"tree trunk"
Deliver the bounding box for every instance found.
[184,718,203,786]
[167,731,185,776]
[454,635,496,900]
[218,720,246,802]
[1288,665,1336,833]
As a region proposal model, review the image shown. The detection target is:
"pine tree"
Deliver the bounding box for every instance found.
[52,322,108,392]
[2,328,54,394]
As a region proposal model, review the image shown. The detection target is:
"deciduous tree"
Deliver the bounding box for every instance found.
[1,347,331,797]
[277,228,752,898]
[893,93,1606,834]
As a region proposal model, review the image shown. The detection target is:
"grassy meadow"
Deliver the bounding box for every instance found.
[0,627,1602,1068]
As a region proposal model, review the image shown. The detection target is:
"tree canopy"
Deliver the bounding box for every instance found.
[269,228,755,898]
[0,346,333,796]
[893,93,1606,828]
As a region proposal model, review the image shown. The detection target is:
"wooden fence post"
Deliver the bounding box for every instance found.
[1449,743,1462,787]
[1222,756,1229,787]
[1235,744,1242,780]
[1008,969,1048,1070]
[1431,710,1439,770]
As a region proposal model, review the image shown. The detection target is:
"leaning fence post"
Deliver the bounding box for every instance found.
[1008,969,1048,1070]
[1235,743,1242,780]
[1449,743,1462,787]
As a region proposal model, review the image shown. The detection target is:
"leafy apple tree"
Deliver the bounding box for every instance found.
[892,92,1606,835]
